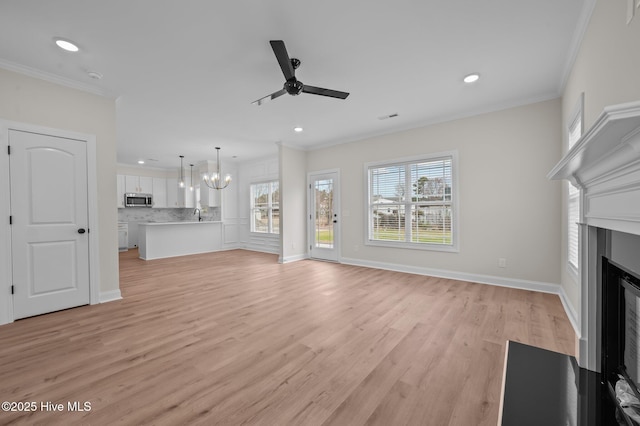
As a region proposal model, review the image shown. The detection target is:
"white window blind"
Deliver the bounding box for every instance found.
[568,186,579,270]
[367,153,455,250]
[567,110,582,271]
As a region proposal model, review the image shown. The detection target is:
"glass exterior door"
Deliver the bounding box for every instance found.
[309,171,339,261]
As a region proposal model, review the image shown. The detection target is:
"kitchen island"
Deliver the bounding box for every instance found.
[138,221,223,260]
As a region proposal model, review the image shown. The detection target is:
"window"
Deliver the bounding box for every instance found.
[250,181,279,234]
[567,94,583,274]
[366,152,457,251]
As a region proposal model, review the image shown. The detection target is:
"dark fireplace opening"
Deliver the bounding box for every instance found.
[602,257,640,425]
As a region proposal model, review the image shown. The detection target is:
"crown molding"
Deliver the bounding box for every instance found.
[0,59,116,98]
[558,0,597,93]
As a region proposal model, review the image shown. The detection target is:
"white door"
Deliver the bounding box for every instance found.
[10,130,90,319]
[309,171,340,262]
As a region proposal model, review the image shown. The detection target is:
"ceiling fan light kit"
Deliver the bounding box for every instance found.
[252,40,349,106]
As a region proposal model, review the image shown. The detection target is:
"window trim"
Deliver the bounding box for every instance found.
[566,93,584,281]
[249,180,279,235]
[364,150,459,252]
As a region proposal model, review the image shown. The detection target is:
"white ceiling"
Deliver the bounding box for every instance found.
[0,0,589,169]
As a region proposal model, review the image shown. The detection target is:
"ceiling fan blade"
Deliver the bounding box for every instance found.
[270,40,295,81]
[302,85,350,99]
[251,88,287,106]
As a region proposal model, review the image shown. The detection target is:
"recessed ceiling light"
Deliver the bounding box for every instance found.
[293,126,303,132]
[137,160,145,164]
[54,38,79,52]
[463,73,480,84]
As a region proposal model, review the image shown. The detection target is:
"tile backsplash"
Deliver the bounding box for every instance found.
[118,207,220,223]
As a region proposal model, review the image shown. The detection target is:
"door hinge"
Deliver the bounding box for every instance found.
[11,285,14,295]
[9,216,12,225]
[7,145,10,155]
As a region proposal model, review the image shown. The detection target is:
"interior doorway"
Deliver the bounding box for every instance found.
[1,121,99,324]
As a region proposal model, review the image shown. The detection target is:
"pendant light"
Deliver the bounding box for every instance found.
[203,147,231,190]
[189,164,194,192]
[178,155,185,188]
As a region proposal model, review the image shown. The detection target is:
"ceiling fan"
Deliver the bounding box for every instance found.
[252,40,350,106]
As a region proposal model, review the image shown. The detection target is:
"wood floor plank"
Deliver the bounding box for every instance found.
[0,249,575,425]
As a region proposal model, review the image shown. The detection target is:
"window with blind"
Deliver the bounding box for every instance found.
[366,152,458,251]
[567,98,583,274]
[250,181,279,234]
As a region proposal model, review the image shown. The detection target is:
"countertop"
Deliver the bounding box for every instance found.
[138,221,222,226]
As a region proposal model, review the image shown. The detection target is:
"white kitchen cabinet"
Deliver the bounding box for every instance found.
[116,174,126,208]
[139,176,153,193]
[118,222,128,251]
[166,177,179,207]
[184,173,195,208]
[200,184,220,208]
[124,175,138,193]
[125,175,153,193]
[138,221,222,260]
[152,177,167,208]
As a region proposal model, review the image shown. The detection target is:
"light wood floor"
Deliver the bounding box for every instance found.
[0,249,575,425]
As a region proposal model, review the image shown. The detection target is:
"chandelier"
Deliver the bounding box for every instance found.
[203,147,231,190]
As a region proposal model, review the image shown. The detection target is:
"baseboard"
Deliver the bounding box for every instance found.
[558,285,580,338]
[341,256,561,294]
[242,245,280,255]
[279,253,308,264]
[99,289,122,303]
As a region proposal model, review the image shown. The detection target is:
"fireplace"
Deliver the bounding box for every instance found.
[548,101,640,424]
[602,256,640,424]
[549,100,640,370]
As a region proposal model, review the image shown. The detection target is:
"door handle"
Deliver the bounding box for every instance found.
[78,228,86,234]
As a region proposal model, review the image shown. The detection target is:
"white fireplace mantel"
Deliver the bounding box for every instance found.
[549,100,640,371]
[549,100,640,236]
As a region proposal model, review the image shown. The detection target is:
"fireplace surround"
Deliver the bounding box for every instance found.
[549,100,640,371]
[548,100,640,422]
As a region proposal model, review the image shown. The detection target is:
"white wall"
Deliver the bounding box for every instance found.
[306,99,562,286]
[220,162,240,249]
[560,1,640,315]
[0,68,118,317]
[279,144,307,263]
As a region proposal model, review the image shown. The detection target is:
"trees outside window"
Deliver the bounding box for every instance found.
[250,181,279,234]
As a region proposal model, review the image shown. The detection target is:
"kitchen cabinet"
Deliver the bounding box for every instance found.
[138,221,222,260]
[116,175,125,208]
[152,177,167,208]
[125,175,153,193]
[118,222,128,251]
[166,177,180,207]
[184,173,195,208]
[199,179,220,207]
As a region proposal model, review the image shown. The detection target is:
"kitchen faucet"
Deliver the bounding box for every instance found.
[194,208,202,221]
